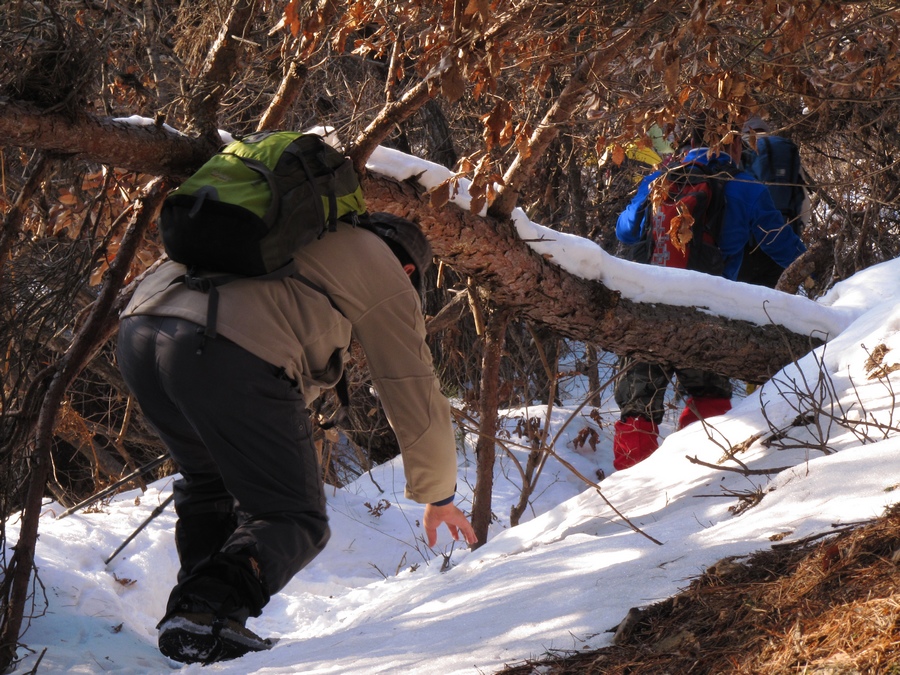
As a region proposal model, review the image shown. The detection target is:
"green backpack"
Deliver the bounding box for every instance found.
[158,131,367,340]
[160,130,367,277]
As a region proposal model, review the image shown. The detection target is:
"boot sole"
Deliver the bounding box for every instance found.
[158,615,274,664]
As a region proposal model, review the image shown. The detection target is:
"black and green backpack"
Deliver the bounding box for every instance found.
[160,130,367,277]
[158,131,368,341]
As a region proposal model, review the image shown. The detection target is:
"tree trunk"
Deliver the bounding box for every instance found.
[418,99,458,170]
[470,307,510,549]
[0,105,823,383]
[564,133,590,238]
[362,174,822,384]
[585,345,602,409]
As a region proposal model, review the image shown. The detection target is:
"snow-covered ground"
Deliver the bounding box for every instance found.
[5,134,900,674]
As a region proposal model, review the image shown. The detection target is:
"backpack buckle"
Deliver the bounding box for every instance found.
[183,272,213,293]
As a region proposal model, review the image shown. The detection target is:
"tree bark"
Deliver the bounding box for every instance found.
[776,239,834,294]
[418,99,458,170]
[470,307,510,549]
[347,79,436,175]
[363,174,822,385]
[0,104,823,383]
[257,61,308,133]
[0,101,212,178]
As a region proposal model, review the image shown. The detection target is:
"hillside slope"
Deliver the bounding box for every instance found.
[497,506,900,674]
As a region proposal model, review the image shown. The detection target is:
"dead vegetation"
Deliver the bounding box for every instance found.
[4,1,900,669]
[495,505,900,675]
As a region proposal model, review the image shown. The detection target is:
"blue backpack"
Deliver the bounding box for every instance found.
[738,135,806,288]
[743,136,805,232]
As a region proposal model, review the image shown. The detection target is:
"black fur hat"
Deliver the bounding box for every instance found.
[362,212,433,299]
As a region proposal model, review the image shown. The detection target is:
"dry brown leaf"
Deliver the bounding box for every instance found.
[488,46,502,80]
[429,179,452,210]
[669,201,695,253]
[514,122,532,159]
[864,343,900,380]
[285,0,302,37]
[664,59,680,95]
[464,0,489,19]
[469,191,486,216]
[482,100,511,149]
[90,262,108,286]
[441,62,467,103]
[58,190,77,206]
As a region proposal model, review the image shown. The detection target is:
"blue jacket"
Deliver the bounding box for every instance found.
[616,148,806,281]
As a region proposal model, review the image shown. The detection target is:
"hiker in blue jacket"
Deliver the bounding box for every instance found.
[611,124,806,471]
[616,148,805,280]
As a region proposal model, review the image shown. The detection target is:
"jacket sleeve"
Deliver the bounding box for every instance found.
[748,182,807,268]
[342,266,459,505]
[719,174,807,280]
[292,227,459,504]
[615,172,657,244]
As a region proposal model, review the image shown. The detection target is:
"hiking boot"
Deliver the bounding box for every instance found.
[157,611,274,664]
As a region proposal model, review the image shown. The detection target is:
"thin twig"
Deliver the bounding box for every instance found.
[686,455,795,475]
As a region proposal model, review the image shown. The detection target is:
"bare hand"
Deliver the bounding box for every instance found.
[423,502,477,547]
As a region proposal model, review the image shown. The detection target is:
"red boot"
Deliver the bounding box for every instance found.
[677,397,732,430]
[613,417,659,471]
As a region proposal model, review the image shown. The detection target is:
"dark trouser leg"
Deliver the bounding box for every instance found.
[117,315,331,620]
[614,357,673,425]
[174,510,238,584]
[675,368,733,400]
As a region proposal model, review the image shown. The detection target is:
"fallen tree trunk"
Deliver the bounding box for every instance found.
[0,100,212,179]
[363,174,821,385]
[0,103,822,383]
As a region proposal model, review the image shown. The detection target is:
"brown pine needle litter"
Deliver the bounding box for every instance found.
[496,504,900,675]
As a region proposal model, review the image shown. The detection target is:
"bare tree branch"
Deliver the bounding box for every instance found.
[0,153,52,277]
[257,61,308,133]
[0,178,167,670]
[0,101,211,178]
[347,79,436,174]
[186,0,262,143]
[488,1,678,221]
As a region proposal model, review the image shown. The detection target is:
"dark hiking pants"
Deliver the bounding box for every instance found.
[614,356,732,425]
[117,315,330,619]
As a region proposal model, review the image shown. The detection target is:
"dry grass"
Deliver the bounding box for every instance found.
[496,505,900,675]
